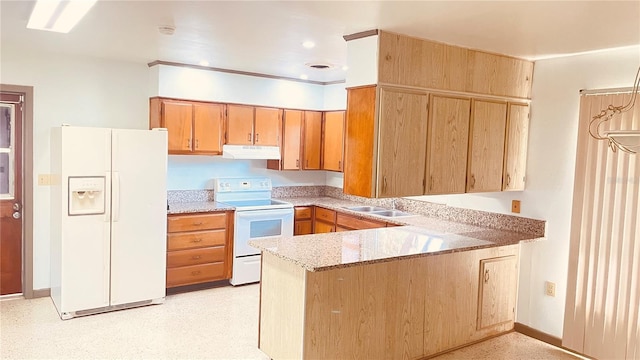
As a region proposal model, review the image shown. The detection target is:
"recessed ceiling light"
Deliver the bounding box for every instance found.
[27,0,97,33]
[300,74,309,80]
[342,65,349,71]
[199,60,209,67]
[302,41,315,49]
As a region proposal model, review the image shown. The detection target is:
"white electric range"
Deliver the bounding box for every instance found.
[214,177,293,285]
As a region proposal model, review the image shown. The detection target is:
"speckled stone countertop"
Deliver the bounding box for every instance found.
[249,225,531,272]
[167,201,233,214]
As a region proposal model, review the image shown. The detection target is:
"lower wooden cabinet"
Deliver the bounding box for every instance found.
[294,206,313,235]
[313,207,336,233]
[336,212,387,231]
[166,211,233,288]
[477,255,518,329]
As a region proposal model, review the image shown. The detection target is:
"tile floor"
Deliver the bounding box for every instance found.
[1,284,583,360]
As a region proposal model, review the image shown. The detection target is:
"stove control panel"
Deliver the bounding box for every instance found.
[214,177,272,193]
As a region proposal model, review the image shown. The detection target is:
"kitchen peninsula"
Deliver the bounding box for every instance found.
[250,209,543,360]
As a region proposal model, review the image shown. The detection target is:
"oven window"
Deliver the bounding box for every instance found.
[250,219,283,238]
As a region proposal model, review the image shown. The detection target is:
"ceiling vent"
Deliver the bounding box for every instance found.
[306,62,333,70]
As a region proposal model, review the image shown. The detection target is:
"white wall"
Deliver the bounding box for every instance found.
[1,46,150,290]
[345,35,379,88]
[410,46,640,337]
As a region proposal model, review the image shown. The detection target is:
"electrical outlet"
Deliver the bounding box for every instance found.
[37,174,51,186]
[511,200,521,213]
[545,281,556,297]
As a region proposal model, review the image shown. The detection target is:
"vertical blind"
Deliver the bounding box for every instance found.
[563,92,640,359]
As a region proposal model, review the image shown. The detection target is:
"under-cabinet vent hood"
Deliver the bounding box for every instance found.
[222,145,281,160]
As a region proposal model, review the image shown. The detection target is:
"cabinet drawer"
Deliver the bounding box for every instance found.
[167,229,226,251]
[336,213,386,230]
[166,263,226,288]
[294,206,312,220]
[167,213,227,232]
[167,247,226,268]
[294,220,312,235]
[315,207,336,223]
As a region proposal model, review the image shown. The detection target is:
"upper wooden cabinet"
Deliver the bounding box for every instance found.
[377,31,534,99]
[426,95,471,195]
[344,86,377,197]
[322,111,345,172]
[267,109,302,170]
[302,111,322,170]
[227,105,281,146]
[149,98,224,155]
[378,88,428,197]
[503,103,530,191]
[466,100,507,193]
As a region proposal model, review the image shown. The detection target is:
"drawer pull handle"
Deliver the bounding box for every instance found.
[192,238,203,243]
[191,270,201,276]
[192,222,204,226]
[192,255,201,260]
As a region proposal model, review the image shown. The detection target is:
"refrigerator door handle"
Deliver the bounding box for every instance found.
[105,172,111,222]
[112,171,120,222]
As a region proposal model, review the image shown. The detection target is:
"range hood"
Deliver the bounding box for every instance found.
[222,144,281,160]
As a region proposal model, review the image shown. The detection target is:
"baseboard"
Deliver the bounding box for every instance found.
[32,288,51,298]
[514,322,562,347]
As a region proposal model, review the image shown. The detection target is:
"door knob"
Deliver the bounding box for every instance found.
[13,203,21,211]
[12,212,21,219]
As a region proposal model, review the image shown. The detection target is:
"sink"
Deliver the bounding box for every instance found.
[369,210,416,218]
[344,206,389,212]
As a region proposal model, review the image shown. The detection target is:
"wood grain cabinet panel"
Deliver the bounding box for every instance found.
[303,111,322,170]
[149,98,225,155]
[268,109,303,170]
[193,103,224,153]
[313,207,336,233]
[477,255,518,329]
[161,100,193,152]
[377,88,428,197]
[426,94,471,195]
[322,111,345,172]
[254,107,282,146]
[503,103,530,191]
[466,50,534,99]
[344,86,377,197]
[227,104,255,145]
[166,211,232,288]
[467,100,507,193]
[294,206,313,236]
[335,213,386,230]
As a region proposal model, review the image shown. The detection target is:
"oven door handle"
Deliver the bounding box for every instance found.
[235,208,294,220]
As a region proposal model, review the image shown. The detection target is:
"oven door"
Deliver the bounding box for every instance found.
[234,208,294,257]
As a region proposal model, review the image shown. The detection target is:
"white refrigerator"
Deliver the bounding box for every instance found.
[50,126,168,320]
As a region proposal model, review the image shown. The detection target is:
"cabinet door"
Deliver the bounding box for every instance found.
[426,95,471,195]
[467,100,507,193]
[322,111,345,172]
[303,111,322,170]
[314,221,334,234]
[344,86,377,197]
[294,220,312,236]
[193,103,224,154]
[227,104,254,145]
[162,101,193,152]
[477,256,517,329]
[378,88,428,197]
[503,104,529,191]
[255,107,282,146]
[282,110,303,170]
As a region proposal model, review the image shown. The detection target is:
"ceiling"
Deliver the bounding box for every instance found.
[1,1,639,83]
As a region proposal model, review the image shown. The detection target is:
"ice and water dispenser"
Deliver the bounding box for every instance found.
[68,176,105,215]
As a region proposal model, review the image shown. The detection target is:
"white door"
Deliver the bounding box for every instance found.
[59,127,111,312]
[109,129,167,305]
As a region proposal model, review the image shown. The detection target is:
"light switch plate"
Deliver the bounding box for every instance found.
[511,200,521,213]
